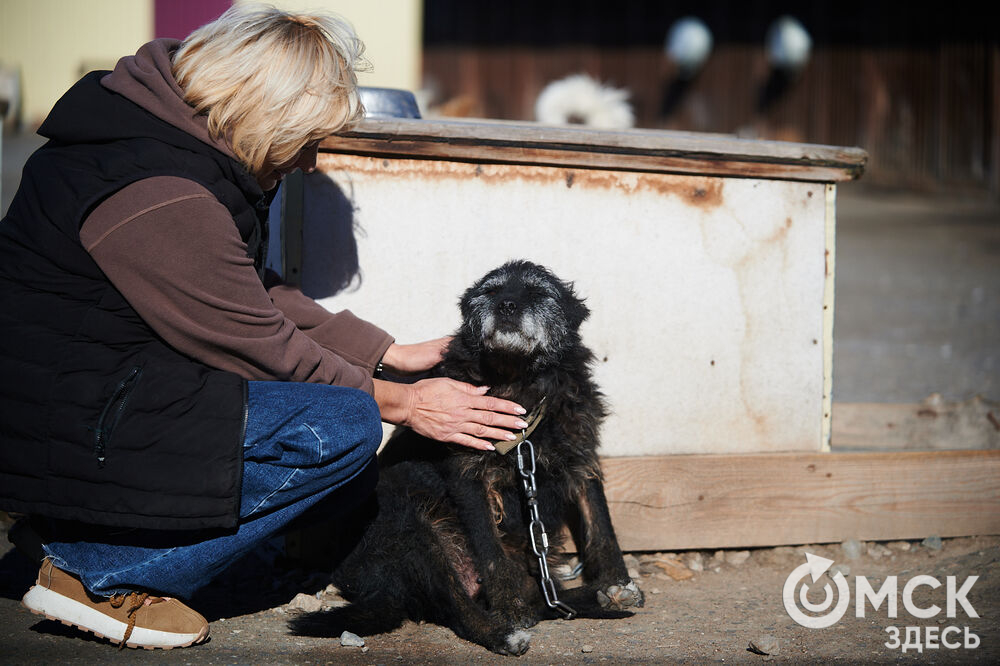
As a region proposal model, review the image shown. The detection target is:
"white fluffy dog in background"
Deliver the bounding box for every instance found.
[534,74,634,129]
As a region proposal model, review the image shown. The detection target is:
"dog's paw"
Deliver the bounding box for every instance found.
[595,580,644,610]
[497,629,532,656]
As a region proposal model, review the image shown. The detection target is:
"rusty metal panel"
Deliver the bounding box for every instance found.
[309,152,833,455]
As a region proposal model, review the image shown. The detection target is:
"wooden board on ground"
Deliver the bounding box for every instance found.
[601,450,1000,552]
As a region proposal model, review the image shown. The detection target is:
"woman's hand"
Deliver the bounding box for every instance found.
[380,337,451,374]
[373,377,527,451]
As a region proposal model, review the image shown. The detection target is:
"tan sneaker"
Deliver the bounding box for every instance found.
[21,558,209,649]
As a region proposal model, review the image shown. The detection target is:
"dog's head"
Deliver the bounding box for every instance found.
[458,260,589,364]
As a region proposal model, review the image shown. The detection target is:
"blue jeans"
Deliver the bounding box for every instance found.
[41,381,381,599]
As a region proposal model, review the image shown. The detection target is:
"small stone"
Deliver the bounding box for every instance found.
[638,560,661,576]
[887,541,911,552]
[556,556,583,580]
[288,592,323,612]
[340,630,365,647]
[653,558,694,581]
[921,535,943,551]
[841,539,863,560]
[747,634,779,656]
[628,567,641,580]
[581,644,594,653]
[650,587,662,594]
[725,550,751,566]
[623,554,641,570]
[867,543,892,560]
[684,552,704,572]
[361,646,369,653]
[554,562,581,580]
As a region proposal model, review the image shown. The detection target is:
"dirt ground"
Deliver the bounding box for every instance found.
[1,527,997,664]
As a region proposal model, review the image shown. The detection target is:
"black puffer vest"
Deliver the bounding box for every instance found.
[0,71,271,530]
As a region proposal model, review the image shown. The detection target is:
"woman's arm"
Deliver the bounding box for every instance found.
[266,280,393,374]
[80,177,378,392]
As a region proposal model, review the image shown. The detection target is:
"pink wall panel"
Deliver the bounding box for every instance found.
[155,0,231,40]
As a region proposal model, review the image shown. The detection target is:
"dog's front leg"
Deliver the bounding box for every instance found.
[573,476,644,610]
[448,475,540,628]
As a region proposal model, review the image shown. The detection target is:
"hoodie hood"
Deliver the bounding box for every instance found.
[39,39,236,163]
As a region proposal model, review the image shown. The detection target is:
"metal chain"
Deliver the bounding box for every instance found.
[516,438,577,620]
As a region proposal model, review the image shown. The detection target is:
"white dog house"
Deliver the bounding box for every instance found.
[292,119,863,459]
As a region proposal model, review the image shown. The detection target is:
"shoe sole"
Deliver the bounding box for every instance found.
[22,585,209,650]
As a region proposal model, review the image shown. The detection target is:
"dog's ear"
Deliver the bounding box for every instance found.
[456,282,484,345]
[458,282,477,321]
[561,280,591,329]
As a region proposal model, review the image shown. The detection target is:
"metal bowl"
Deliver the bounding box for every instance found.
[359,87,421,119]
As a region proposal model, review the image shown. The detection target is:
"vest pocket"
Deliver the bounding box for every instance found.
[93,366,143,468]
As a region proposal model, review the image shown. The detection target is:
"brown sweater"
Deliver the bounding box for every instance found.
[79,39,392,394]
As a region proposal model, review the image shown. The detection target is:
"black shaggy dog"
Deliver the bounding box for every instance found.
[292,260,643,655]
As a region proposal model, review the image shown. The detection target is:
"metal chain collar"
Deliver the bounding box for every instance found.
[516,438,577,620]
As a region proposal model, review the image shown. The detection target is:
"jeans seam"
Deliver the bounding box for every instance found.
[302,423,324,465]
[246,468,298,516]
[89,547,179,594]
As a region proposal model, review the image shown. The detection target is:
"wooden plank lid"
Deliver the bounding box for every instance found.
[325,117,868,183]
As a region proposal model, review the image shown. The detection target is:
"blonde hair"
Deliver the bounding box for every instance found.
[172,3,367,174]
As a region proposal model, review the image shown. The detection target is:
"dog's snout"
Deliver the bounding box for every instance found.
[499,300,517,316]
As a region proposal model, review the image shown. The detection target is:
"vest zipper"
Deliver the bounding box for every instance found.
[240,380,249,446]
[94,366,143,468]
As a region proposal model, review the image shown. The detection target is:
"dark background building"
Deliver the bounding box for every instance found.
[423,0,999,194]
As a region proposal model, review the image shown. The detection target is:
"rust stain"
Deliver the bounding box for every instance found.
[685,181,724,209]
[317,153,727,208]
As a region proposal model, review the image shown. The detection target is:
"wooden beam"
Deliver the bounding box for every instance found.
[324,118,868,183]
[832,399,1000,451]
[600,450,1000,552]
